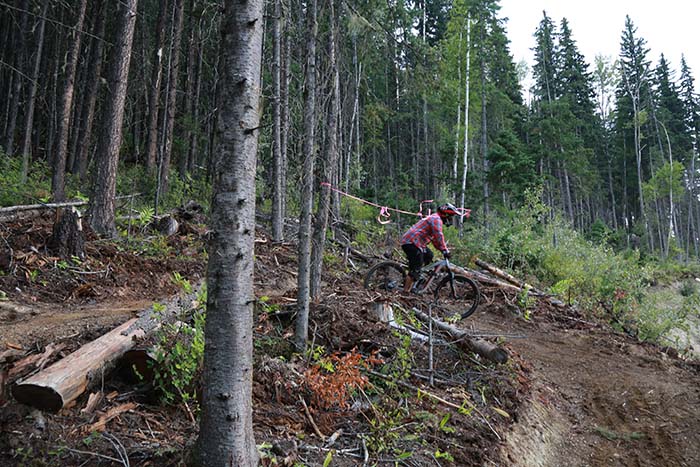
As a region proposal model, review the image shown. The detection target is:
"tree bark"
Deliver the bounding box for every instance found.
[51,0,88,202]
[11,285,201,412]
[89,0,139,237]
[271,0,284,242]
[295,0,318,350]
[194,0,264,464]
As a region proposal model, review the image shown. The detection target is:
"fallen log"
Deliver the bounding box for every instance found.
[474,258,546,294]
[473,258,566,308]
[0,194,141,222]
[411,308,508,364]
[12,319,146,412]
[0,200,88,215]
[12,283,203,412]
[448,264,532,294]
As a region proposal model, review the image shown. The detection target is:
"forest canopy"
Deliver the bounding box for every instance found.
[0,0,698,259]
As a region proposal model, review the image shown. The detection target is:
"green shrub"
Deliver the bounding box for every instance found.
[679,280,698,297]
[151,284,206,408]
[0,156,51,206]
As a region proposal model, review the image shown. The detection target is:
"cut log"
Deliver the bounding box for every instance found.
[12,283,203,412]
[411,308,508,364]
[12,319,146,412]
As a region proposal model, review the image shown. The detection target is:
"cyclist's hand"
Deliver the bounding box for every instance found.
[442,250,451,260]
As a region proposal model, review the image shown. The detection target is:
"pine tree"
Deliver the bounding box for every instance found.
[616,15,652,238]
[532,11,558,104]
[654,54,692,159]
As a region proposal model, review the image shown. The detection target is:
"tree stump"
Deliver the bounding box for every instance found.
[48,207,85,260]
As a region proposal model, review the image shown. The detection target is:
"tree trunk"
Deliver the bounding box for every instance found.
[280,16,291,225]
[179,0,197,180]
[144,0,169,174]
[480,52,489,221]
[195,0,264,463]
[188,29,204,174]
[73,0,107,180]
[184,0,202,175]
[89,0,139,237]
[459,17,471,235]
[452,31,462,186]
[157,0,186,203]
[310,0,340,300]
[20,0,49,182]
[295,0,318,350]
[3,0,29,157]
[51,0,88,202]
[271,0,284,242]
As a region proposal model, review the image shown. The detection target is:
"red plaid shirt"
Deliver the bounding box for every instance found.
[400,214,448,253]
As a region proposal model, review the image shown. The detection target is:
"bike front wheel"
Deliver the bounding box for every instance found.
[434,275,480,319]
[363,261,407,294]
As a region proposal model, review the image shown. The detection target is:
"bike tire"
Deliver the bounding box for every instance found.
[363,261,407,294]
[434,275,480,319]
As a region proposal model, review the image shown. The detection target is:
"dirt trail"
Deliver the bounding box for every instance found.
[472,305,700,467]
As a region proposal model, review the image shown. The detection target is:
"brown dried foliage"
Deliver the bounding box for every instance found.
[303,349,382,409]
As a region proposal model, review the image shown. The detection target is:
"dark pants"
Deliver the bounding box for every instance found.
[401,243,433,280]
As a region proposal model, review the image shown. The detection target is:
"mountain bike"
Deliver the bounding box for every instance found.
[363,258,480,319]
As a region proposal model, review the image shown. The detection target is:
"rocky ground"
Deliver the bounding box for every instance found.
[1,214,698,466]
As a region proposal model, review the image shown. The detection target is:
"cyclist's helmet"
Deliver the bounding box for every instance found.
[437,203,459,222]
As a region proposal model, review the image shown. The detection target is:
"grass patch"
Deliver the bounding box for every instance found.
[594,425,646,441]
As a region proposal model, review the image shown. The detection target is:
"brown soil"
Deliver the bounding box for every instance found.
[1,215,699,466]
[479,303,700,466]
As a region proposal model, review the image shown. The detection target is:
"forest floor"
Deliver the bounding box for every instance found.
[1,214,699,466]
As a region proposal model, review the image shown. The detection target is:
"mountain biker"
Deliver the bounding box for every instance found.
[400,203,459,293]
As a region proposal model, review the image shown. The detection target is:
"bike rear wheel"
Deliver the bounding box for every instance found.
[363,261,406,294]
[434,275,480,319]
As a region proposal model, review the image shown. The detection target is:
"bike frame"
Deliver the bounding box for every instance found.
[412,258,455,295]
